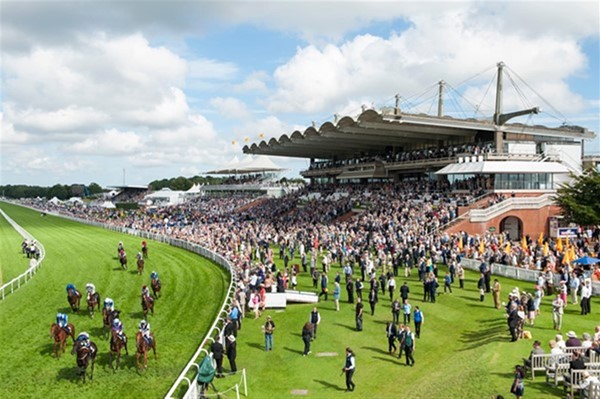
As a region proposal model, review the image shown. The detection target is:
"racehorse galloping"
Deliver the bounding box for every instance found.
[67,288,82,313]
[87,292,101,318]
[109,330,128,371]
[142,295,154,318]
[119,250,127,270]
[103,309,120,338]
[136,253,144,275]
[151,276,161,299]
[135,332,156,370]
[50,323,75,358]
[72,340,97,384]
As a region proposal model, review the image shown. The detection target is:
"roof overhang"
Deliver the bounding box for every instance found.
[435,161,570,175]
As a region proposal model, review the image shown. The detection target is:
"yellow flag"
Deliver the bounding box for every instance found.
[458,236,463,252]
[479,240,485,254]
[556,237,563,253]
[543,242,549,256]
[537,232,544,246]
[521,235,528,251]
[499,234,503,247]
[504,242,511,255]
[562,249,570,265]
[570,246,576,261]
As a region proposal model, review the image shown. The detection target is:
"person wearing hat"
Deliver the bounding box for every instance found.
[566,331,582,347]
[578,370,600,398]
[582,332,593,349]
[552,294,565,331]
[523,340,545,369]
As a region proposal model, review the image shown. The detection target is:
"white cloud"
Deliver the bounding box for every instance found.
[210,97,252,120]
[266,10,593,121]
[234,71,269,93]
[64,128,144,155]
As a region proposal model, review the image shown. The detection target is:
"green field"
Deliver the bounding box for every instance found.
[216,254,599,399]
[1,201,598,399]
[0,210,31,285]
[0,202,229,399]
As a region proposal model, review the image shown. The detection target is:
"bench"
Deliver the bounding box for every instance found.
[586,382,600,399]
[564,368,600,398]
[565,347,590,355]
[524,353,566,379]
[546,362,571,387]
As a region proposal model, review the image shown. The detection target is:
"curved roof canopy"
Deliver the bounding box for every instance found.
[206,155,286,175]
[243,109,594,160]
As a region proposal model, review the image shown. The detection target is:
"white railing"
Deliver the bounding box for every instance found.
[19,209,241,399]
[469,194,555,222]
[460,258,600,295]
[0,208,46,300]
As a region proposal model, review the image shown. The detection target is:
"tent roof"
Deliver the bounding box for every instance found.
[206,155,286,175]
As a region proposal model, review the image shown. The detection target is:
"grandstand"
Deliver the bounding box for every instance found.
[244,62,596,240]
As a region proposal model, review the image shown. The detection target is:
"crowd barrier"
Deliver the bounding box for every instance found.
[460,258,600,295]
[0,208,46,300]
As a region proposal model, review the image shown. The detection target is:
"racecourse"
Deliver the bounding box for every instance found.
[0,202,229,399]
[1,201,599,398]
[0,209,31,285]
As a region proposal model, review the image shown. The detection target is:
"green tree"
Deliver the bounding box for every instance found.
[554,168,600,226]
[88,182,103,195]
[47,184,69,200]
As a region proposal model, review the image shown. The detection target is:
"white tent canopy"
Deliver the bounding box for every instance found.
[435,161,570,175]
[206,155,286,175]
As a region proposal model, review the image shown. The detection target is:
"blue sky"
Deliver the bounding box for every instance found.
[1,1,598,187]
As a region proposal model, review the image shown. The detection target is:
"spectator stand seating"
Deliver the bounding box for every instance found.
[526,353,570,379]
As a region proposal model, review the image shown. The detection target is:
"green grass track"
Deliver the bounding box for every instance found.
[0,202,229,399]
[0,209,31,285]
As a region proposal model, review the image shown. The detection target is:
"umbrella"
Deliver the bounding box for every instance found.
[572,256,600,265]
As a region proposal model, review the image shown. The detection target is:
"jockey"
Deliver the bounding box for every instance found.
[56,313,70,334]
[112,318,127,343]
[141,285,150,299]
[118,241,124,252]
[86,283,96,300]
[104,297,115,312]
[136,252,143,260]
[139,320,152,345]
[66,283,77,295]
[76,332,94,352]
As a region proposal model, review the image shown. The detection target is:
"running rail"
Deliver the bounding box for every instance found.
[9,205,238,399]
[0,208,46,300]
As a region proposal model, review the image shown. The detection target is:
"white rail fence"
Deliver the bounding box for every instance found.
[0,208,46,300]
[460,258,600,295]
[38,212,244,399]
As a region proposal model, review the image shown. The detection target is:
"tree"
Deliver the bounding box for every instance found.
[554,168,600,226]
[88,182,103,195]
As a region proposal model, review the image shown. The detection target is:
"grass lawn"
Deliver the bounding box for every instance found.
[0,202,229,399]
[0,210,32,285]
[212,253,599,399]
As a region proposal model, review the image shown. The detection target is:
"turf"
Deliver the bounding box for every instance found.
[0,210,31,285]
[212,254,599,399]
[0,202,229,399]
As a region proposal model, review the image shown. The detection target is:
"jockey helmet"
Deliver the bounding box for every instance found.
[113,318,121,327]
[139,320,148,329]
[142,285,147,289]
[77,332,90,341]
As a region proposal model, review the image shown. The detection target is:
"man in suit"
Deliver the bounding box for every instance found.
[355,298,364,331]
[386,321,398,353]
[211,335,224,377]
[226,333,237,373]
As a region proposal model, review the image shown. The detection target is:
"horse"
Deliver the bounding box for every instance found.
[67,288,82,312]
[151,277,161,299]
[109,330,128,371]
[137,255,144,276]
[141,241,148,259]
[102,309,120,338]
[142,295,154,319]
[135,332,156,370]
[50,323,75,358]
[119,251,127,270]
[87,292,101,318]
[72,340,97,384]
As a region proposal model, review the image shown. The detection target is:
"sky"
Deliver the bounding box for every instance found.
[1,0,599,188]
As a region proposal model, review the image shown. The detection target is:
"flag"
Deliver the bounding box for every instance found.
[458,236,463,252]
[556,237,563,253]
[562,249,570,265]
[537,232,544,246]
[543,242,549,256]
[521,236,528,251]
[504,242,511,255]
[478,240,485,254]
